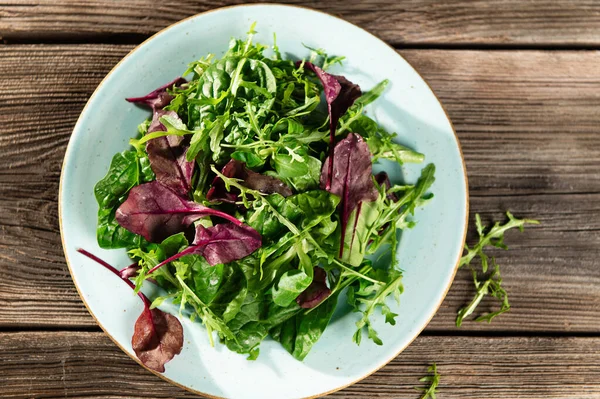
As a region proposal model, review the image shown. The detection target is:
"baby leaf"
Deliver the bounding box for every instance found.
[457,212,539,326]
[148,222,261,270]
[116,181,242,243]
[145,112,194,197]
[320,133,378,257]
[299,61,361,189]
[416,363,440,399]
[132,308,185,373]
[76,249,183,373]
[126,77,187,111]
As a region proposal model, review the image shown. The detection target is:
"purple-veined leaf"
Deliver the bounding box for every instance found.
[127,78,194,196]
[126,77,187,111]
[296,267,331,309]
[298,62,361,190]
[146,111,194,196]
[132,307,184,373]
[148,223,262,272]
[320,133,378,257]
[116,181,242,243]
[76,249,183,373]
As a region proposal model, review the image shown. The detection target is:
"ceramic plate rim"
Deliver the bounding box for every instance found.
[58,4,469,398]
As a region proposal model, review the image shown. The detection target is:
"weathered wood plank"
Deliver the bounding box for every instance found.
[0,45,599,331]
[1,331,600,398]
[1,1,600,46]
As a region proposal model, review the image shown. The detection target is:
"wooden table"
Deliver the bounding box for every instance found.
[1,1,599,398]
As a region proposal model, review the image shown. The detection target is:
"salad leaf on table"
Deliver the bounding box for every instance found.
[416,363,441,399]
[456,211,539,327]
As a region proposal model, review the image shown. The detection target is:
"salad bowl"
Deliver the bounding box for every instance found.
[59,4,468,398]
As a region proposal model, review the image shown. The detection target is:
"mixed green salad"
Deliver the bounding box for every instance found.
[79,25,435,372]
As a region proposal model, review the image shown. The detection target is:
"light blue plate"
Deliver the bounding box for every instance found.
[60,5,468,398]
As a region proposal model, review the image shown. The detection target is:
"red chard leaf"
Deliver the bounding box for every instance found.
[207,159,293,203]
[116,181,242,243]
[296,267,331,309]
[374,171,398,202]
[127,78,194,196]
[132,307,184,373]
[76,249,183,373]
[126,77,187,111]
[119,262,140,279]
[146,111,194,196]
[298,61,361,189]
[320,133,378,257]
[148,223,261,272]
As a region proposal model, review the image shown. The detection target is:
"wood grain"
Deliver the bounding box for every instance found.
[0,45,599,332]
[1,331,600,398]
[1,1,600,46]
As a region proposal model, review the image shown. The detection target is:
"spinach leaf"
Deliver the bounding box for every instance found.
[292,292,339,360]
[94,150,154,249]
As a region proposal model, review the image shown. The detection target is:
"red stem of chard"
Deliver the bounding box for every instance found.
[326,111,336,191]
[146,246,195,275]
[76,248,151,309]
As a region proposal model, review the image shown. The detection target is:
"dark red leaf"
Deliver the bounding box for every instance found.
[119,262,140,279]
[76,249,184,373]
[207,159,293,203]
[296,267,331,309]
[132,307,184,373]
[374,171,398,202]
[126,77,187,111]
[298,62,361,189]
[127,78,193,196]
[146,111,194,196]
[320,133,378,257]
[116,181,242,243]
[149,223,261,272]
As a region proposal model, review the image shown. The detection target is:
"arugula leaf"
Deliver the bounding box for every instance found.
[348,269,403,345]
[365,164,435,258]
[456,259,510,327]
[457,212,539,326]
[207,159,292,204]
[460,212,539,272]
[416,363,440,399]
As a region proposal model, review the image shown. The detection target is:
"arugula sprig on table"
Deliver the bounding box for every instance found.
[416,363,441,399]
[456,212,539,327]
